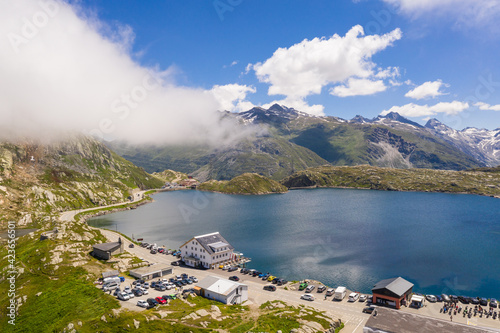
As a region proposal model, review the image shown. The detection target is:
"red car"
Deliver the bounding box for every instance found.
[155,296,167,304]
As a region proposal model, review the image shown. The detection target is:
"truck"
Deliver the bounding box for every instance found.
[334,286,347,301]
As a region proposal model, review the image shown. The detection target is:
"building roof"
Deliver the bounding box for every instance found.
[194,232,234,255]
[102,270,119,279]
[372,277,414,297]
[129,264,173,277]
[196,276,246,296]
[364,306,499,333]
[93,242,121,252]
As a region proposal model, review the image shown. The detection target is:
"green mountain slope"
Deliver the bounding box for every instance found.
[0,135,162,227]
[106,105,483,181]
[281,165,500,197]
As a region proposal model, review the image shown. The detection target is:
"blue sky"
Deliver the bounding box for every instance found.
[75,0,500,130]
[1,0,499,143]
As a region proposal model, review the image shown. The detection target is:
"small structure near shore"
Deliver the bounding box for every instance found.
[92,237,124,260]
[195,275,248,305]
[372,277,413,310]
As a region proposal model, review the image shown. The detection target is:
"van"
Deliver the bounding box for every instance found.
[103,282,119,292]
[103,277,121,285]
[348,292,360,302]
[334,286,347,301]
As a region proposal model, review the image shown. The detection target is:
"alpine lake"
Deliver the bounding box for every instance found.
[88,188,500,299]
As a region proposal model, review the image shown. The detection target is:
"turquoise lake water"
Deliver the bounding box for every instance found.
[88,188,500,299]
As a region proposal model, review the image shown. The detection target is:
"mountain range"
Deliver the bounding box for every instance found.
[108,104,500,181]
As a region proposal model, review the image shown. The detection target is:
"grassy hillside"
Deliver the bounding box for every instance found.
[198,173,288,195]
[281,165,500,197]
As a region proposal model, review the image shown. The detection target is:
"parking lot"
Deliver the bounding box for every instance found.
[97,229,500,333]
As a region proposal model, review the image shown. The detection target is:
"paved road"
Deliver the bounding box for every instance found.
[59,190,147,223]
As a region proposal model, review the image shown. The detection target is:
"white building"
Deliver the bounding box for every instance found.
[180,232,235,269]
[195,276,248,305]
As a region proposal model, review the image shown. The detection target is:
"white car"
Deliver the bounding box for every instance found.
[126,291,135,298]
[426,295,437,302]
[117,292,130,301]
[301,294,315,301]
[348,292,360,302]
[222,264,231,270]
[137,300,148,308]
[140,287,149,295]
[359,294,367,302]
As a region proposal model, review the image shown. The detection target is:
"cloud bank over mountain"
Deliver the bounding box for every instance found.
[0,0,252,145]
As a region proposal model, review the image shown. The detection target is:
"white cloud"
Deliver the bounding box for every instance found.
[249,25,402,113]
[382,0,500,29]
[330,78,387,97]
[210,84,256,112]
[405,80,449,100]
[0,0,252,145]
[381,101,469,117]
[475,102,500,111]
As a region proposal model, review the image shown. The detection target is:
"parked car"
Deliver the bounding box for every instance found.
[229,276,240,282]
[359,294,367,302]
[222,265,231,270]
[126,291,135,299]
[263,285,276,291]
[299,283,308,291]
[150,249,157,254]
[181,273,188,279]
[190,276,198,283]
[133,289,143,297]
[458,296,469,304]
[117,292,130,301]
[449,295,459,302]
[305,285,315,293]
[435,295,443,302]
[162,295,171,301]
[247,269,256,275]
[363,305,377,314]
[147,298,158,307]
[470,297,479,305]
[479,298,488,306]
[317,285,326,293]
[326,288,335,296]
[171,261,181,266]
[228,266,238,272]
[128,243,134,248]
[348,292,360,302]
[441,294,450,302]
[143,282,149,289]
[155,296,167,304]
[277,279,288,286]
[490,298,498,308]
[267,275,276,282]
[113,288,121,296]
[137,300,148,308]
[240,268,249,274]
[253,271,262,277]
[301,294,315,301]
[426,295,437,303]
[271,278,280,284]
[155,284,167,291]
